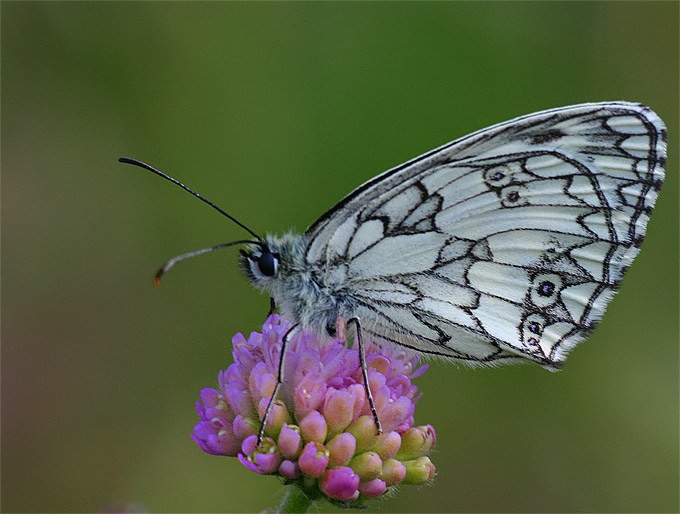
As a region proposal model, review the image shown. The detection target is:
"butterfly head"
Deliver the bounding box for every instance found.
[240,242,280,281]
[239,233,309,297]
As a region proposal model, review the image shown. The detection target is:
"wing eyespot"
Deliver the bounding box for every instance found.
[538,281,555,297]
[484,165,514,188]
[529,273,563,308]
[500,184,530,207]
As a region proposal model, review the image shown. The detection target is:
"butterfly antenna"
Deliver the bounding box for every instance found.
[154,240,258,287]
[118,157,262,241]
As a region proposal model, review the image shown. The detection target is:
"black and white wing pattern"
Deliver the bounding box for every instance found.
[304,102,666,368]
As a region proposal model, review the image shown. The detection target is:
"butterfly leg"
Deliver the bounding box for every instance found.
[347,317,383,435]
[257,322,299,446]
[335,317,349,347]
[267,297,277,318]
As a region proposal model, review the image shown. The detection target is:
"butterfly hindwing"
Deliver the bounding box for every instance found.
[304,102,666,368]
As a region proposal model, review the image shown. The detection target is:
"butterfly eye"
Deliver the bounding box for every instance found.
[257,252,279,277]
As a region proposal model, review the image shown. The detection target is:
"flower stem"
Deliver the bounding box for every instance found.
[276,483,312,514]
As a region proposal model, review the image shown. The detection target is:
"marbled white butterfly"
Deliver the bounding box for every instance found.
[121,101,666,438]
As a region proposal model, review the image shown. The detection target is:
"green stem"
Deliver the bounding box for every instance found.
[276,483,312,514]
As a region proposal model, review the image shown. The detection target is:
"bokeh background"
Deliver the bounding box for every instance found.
[2,2,678,513]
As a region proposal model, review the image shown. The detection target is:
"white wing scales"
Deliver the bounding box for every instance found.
[304,102,666,368]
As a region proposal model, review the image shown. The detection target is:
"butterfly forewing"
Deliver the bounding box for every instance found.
[304,102,666,368]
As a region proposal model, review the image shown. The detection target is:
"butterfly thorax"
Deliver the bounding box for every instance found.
[241,233,347,337]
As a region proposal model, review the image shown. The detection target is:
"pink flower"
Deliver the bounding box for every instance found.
[192,315,436,504]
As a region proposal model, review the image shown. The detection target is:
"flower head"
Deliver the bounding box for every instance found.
[192,315,436,505]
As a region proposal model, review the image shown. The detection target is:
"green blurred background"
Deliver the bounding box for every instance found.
[2,2,678,513]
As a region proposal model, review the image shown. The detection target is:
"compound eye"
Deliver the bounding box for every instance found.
[257,252,278,277]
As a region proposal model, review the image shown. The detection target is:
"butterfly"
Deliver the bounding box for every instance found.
[121,101,666,438]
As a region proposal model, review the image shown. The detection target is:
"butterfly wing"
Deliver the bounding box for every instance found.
[304,102,666,368]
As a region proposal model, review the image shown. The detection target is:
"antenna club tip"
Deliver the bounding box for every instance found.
[154,273,163,288]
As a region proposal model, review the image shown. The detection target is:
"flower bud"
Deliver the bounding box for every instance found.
[347,383,367,421]
[238,436,281,474]
[402,456,435,484]
[254,448,282,474]
[232,415,257,440]
[294,374,327,420]
[358,478,387,498]
[198,387,220,408]
[372,431,401,460]
[349,451,382,482]
[257,398,290,438]
[299,410,328,443]
[192,419,240,456]
[279,459,301,479]
[347,415,379,453]
[396,425,436,460]
[237,452,262,474]
[378,396,414,433]
[277,423,302,459]
[367,368,387,392]
[191,430,239,457]
[249,362,276,401]
[367,355,391,376]
[225,385,253,415]
[298,442,329,478]
[241,434,259,455]
[323,389,354,435]
[319,467,360,501]
[380,458,407,486]
[326,432,356,467]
